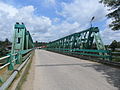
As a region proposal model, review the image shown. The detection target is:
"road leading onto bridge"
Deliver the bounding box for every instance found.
[22,50,120,90]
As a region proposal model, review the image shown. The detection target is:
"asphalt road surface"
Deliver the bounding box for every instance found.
[22,50,120,90]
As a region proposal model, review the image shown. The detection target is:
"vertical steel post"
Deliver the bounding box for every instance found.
[8,54,14,70]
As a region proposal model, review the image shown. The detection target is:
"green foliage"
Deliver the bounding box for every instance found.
[109,40,120,51]
[0,38,11,57]
[34,41,48,47]
[100,0,120,30]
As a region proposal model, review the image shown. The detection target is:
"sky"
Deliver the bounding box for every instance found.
[0,0,120,44]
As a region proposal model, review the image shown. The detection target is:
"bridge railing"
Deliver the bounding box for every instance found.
[45,48,112,60]
[45,48,120,66]
[111,52,120,62]
[0,49,34,89]
[0,53,17,70]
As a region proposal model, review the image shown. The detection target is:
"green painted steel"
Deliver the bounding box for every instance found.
[0,22,34,71]
[11,22,34,54]
[46,27,111,60]
[9,22,34,69]
[0,22,34,88]
[46,48,111,60]
[47,27,105,50]
[0,50,34,89]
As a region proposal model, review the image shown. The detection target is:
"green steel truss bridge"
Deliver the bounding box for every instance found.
[46,27,111,60]
[0,22,34,89]
[0,23,119,90]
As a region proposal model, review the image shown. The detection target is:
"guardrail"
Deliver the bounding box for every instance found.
[45,48,111,60]
[0,49,34,89]
[45,48,120,66]
[0,54,16,71]
[112,52,120,62]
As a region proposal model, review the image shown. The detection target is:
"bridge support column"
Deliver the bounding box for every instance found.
[8,54,14,70]
[16,53,22,64]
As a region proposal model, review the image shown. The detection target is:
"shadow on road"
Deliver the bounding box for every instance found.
[36,62,120,89]
[81,63,120,90]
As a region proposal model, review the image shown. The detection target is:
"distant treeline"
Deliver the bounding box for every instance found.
[106,40,120,51]
[0,38,11,57]
[34,41,48,47]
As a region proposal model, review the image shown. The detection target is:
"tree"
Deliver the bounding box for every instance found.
[117,41,120,48]
[5,38,9,42]
[5,38,10,45]
[109,40,117,51]
[0,39,11,57]
[35,41,38,43]
[100,0,120,30]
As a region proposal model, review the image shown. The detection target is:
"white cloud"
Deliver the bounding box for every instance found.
[0,0,119,45]
[101,29,120,44]
[0,1,85,42]
[59,0,107,27]
[57,0,120,44]
[0,2,18,17]
[0,2,52,41]
[42,0,56,7]
[53,18,60,23]
[48,21,81,41]
[32,21,81,42]
[100,19,120,44]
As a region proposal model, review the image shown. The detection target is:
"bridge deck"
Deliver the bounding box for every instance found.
[22,50,120,90]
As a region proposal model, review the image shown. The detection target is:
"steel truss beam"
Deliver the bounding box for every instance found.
[11,22,34,54]
[47,27,105,50]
